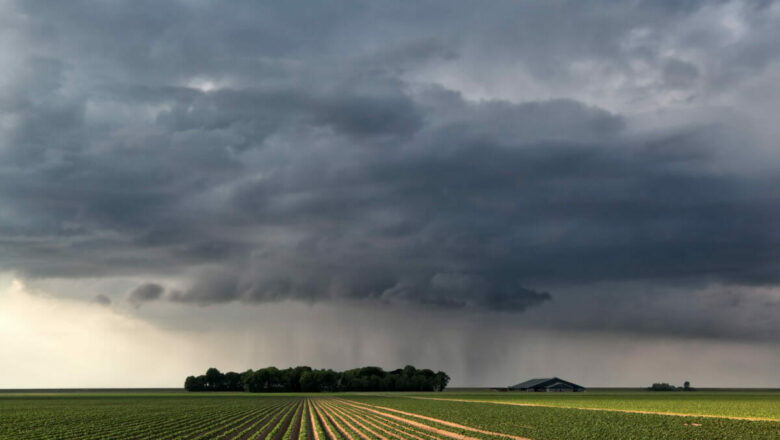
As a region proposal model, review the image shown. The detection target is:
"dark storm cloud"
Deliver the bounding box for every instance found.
[2,1,780,329]
[523,282,780,341]
[126,283,164,308]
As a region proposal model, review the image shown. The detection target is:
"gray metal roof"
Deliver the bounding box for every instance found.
[510,378,556,389]
[509,377,584,389]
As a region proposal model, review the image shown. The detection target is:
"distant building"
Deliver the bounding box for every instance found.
[508,377,585,392]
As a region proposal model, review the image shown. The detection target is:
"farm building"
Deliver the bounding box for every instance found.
[508,377,585,392]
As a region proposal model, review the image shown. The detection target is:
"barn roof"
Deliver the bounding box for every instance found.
[510,378,554,389]
[509,377,584,389]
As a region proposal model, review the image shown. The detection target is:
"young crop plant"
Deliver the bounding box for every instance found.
[215,401,291,440]
[261,400,299,440]
[298,401,310,440]
[317,400,371,439]
[311,399,347,440]
[340,394,780,440]
[281,400,305,440]
[307,399,327,440]
[333,401,429,440]
[3,392,779,439]
[240,403,295,440]
[324,401,388,439]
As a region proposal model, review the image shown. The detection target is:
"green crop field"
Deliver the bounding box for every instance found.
[1,391,779,439]
[424,390,780,419]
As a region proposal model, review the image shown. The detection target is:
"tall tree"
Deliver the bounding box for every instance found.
[205,368,225,391]
[434,371,451,392]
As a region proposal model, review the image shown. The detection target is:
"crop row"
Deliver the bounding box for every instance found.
[342,395,780,440]
[4,396,521,440]
[305,397,525,440]
[423,391,780,420]
[0,396,302,440]
[4,394,779,439]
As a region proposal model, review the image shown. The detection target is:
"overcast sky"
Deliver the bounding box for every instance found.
[2,0,780,388]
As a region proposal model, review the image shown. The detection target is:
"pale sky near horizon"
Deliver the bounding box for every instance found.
[2,0,780,388]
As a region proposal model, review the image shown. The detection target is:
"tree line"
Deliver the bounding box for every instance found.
[649,381,694,391]
[185,365,450,392]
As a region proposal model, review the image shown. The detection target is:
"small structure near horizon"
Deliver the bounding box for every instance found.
[508,377,585,392]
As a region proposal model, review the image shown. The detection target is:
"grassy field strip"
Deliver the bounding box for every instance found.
[224,401,293,440]
[320,399,385,439]
[314,398,358,440]
[337,399,534,440]
[311,399,343,440]
[406,396,780,423]
[330,398,432,440]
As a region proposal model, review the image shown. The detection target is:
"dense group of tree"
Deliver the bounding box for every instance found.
[185,365,450,392]
[649,381,694,391]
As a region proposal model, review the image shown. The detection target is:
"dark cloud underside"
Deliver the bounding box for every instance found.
[127,283,164,308]
[1,1,780,337]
